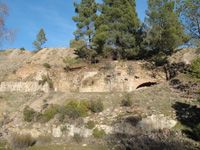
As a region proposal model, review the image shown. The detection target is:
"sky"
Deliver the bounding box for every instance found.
[1,0,148,51]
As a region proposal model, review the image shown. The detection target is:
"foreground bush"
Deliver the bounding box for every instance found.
[9,133,35,149]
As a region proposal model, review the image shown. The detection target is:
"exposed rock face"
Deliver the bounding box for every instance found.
[0,48,166,93]
[53,61,165,92]
[139,114,177,132]
[0,82,49,92]
[168,47,200,64]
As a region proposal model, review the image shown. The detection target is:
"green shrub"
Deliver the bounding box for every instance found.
[47,80,53,89]
[121,94,133,107]
[38,75,53,88]
[193,123,200,140]
[65,100,88,119]
[57,106,67,122]
[62,57,83,65]
[10,133,35,149]
[90,99,104,113]
[85,120,95,129]
[43,109,56,122]
[78,103,88,117]
[65,100,81,119]
[23,106,35,122]
[38,75,48,86]
[20,47,25,50]
[73,133,83,143]
[92,128,106,138]
[43,63,51,69]
[60,126,68,133]
[36,112,44,122]
[80,100,90,110]
[50,104,61,113]
[190,56,200,78]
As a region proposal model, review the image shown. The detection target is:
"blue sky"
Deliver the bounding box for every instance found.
[1,0,147,51]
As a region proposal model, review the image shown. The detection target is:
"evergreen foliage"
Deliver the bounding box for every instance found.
[72,0,98,48]
[145,0,188,54]
[32,28,47,51]
[93,0,142,59]
[72,0,98,67]
[179,0,200,47]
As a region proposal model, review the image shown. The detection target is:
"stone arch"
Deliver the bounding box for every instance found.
[136,82,157,89]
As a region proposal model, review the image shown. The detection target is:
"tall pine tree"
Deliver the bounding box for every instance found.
[179,0,200,47]
[145,0,188,54]
[72,0,98,67]
[93,0,141,59]
[72,0,98,48]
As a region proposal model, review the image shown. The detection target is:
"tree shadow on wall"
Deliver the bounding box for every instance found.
[172,102,200,140]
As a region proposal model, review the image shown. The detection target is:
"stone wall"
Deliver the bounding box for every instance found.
[0,82,49,92]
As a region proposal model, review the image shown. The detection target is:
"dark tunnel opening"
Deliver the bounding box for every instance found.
[136,82,157,89]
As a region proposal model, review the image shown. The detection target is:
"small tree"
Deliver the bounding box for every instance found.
[32,28,47,51]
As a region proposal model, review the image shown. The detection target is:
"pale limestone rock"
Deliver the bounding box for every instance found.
[139,114,177,132]
[0,82,49,92]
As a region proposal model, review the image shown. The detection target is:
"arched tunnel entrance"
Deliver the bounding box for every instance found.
[136,82,157,89]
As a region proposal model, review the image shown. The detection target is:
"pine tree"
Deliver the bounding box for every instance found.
[72,0,98,67]
[145,0,188,54]
[179,0,200,47]
[32,28,47,51]
[72,0,98,48]
[93,0,141,59]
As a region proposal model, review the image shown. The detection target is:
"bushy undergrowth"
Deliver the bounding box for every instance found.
[43,63,51,69]
[23,106,35,122]
[85,120,95,129]
[38,75,53,89]
[121,93,132,107]
[190,56,200,78]
[9,133,35,149]
[62,57,83,66]
[23,99,104,123]
[90,99,104,113]
[65,100,89,119]
[93,128,106,138]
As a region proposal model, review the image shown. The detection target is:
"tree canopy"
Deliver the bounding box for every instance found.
[93,0,141,59]
[145,0,189,54]
[179,0,200,47]
[32,28,47,51]
[71,0,199,63]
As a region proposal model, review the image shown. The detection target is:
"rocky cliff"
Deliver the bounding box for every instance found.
[0,47,167,93]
